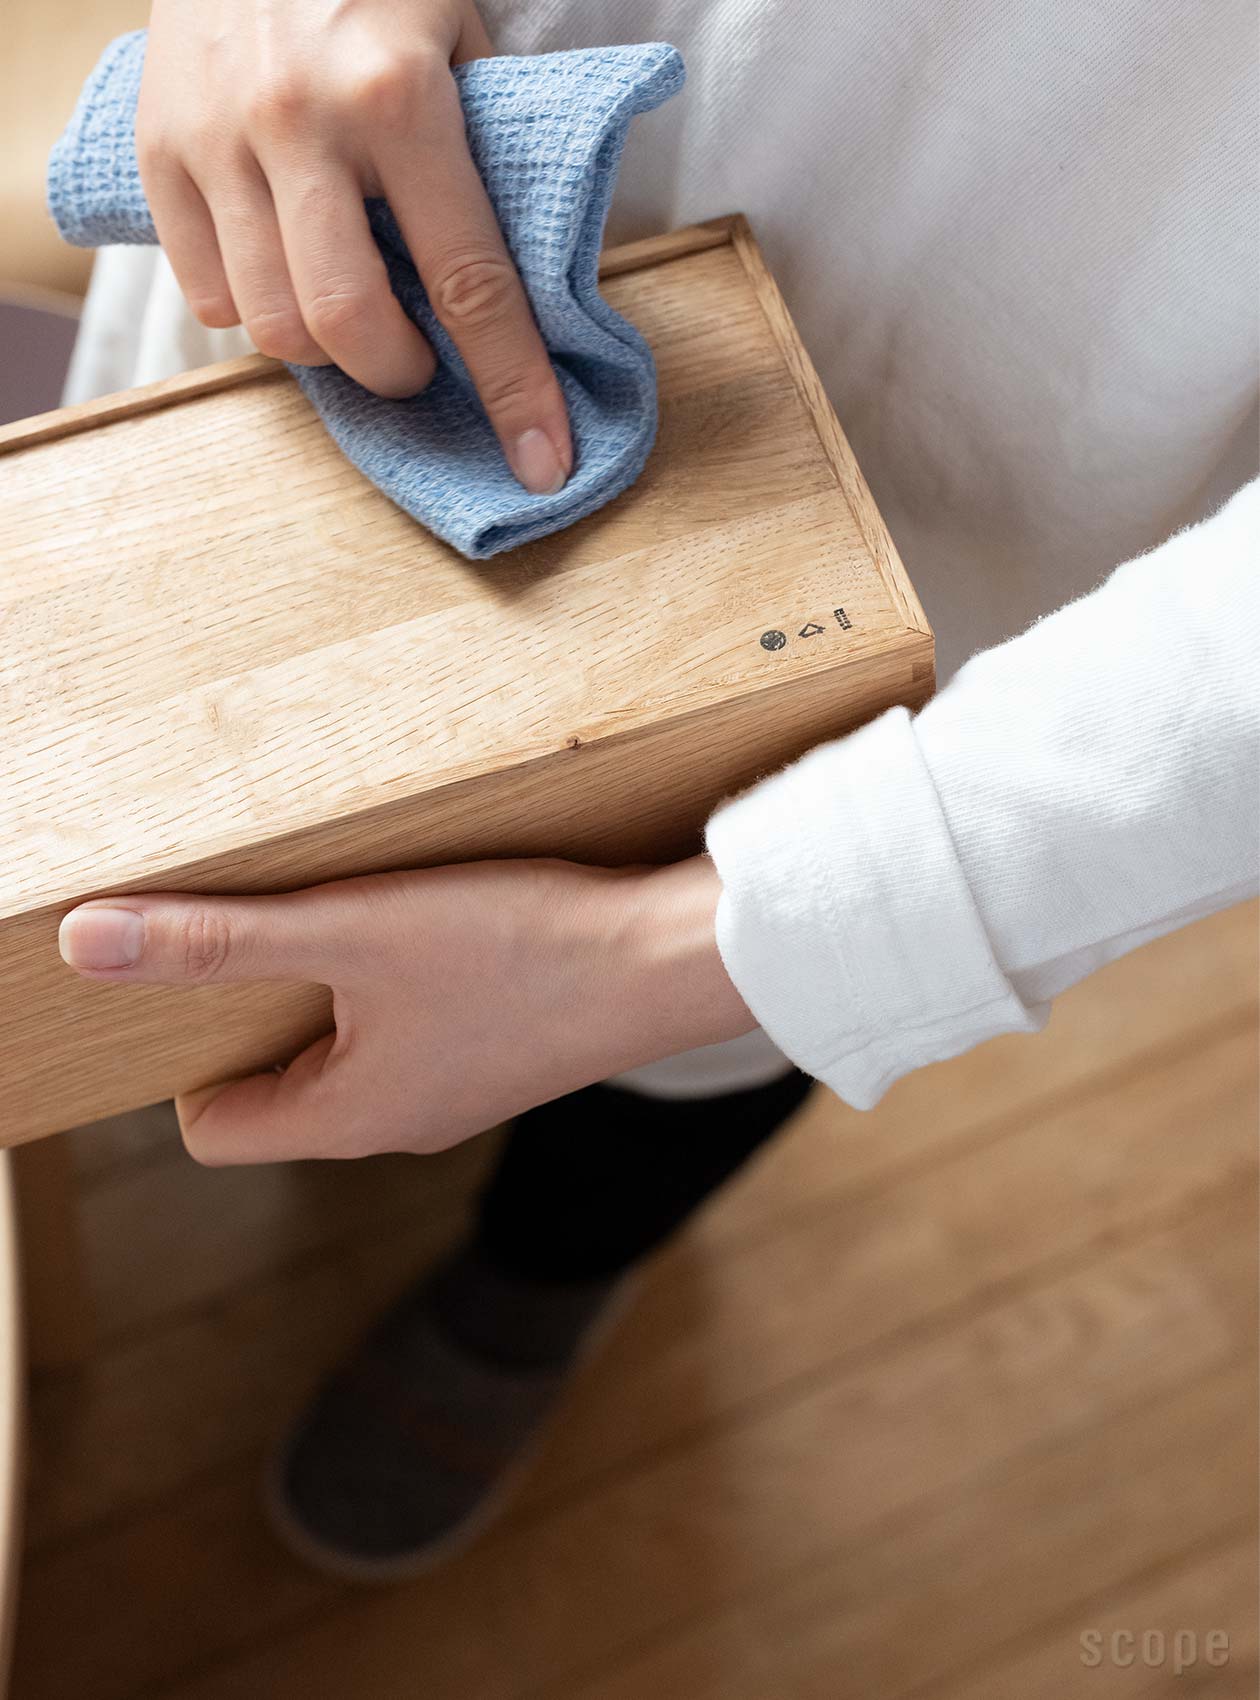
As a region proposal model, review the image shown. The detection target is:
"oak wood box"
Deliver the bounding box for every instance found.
[0,216,934,1146]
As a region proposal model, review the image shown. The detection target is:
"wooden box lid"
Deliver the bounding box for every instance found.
[0,215,933,1143]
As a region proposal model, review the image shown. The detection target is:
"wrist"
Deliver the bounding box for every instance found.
[605,855,757,1066]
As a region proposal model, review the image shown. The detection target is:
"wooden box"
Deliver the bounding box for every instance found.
[0,216,933,1145]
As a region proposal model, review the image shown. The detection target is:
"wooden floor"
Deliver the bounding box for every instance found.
[11,901,1258,1699]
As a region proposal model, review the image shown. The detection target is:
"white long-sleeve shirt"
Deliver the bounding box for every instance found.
[64,0,1259,1105]
[708,481,1259,1105]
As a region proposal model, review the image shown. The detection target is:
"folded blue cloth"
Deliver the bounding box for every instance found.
[48,33,685,558]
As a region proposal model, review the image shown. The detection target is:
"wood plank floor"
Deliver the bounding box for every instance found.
[12,901,1258,1700]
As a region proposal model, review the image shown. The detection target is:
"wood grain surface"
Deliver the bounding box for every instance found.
[1,219,933,1143]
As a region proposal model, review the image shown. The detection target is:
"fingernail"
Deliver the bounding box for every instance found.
[509,427,566,495]
[59,906,146,970]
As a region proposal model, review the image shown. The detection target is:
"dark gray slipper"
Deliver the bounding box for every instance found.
[265,1247,629,1583]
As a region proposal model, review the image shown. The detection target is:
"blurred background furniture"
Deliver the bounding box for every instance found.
[0,292,80,427]
[3,0,146,300]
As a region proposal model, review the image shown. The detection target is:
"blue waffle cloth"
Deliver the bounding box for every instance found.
[48,32,685,558]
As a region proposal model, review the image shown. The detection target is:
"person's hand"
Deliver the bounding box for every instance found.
[57,857,755,1164]
[136,0,572,494]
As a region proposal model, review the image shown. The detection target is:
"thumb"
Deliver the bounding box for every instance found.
[174,1031,347,1165]
[57,889,330,986]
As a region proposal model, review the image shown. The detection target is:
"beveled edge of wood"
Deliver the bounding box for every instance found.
[0,218,743,458]
[726,214,933,648]
[0,354,286,454]
[596,214,739,277]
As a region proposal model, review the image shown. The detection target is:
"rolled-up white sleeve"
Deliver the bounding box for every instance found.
[706,479,1260,1109]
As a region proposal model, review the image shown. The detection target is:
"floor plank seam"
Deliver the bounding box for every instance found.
[60,1195,475,1362]
[510,1167,1257,1526]
[508,1365,1258,1700]
[680,1001,1259,1260]
[77,1204,1257,1700]
[892,1514,1258,1700]
[61,1002,1259,1366]
[23,1161,1255,1566]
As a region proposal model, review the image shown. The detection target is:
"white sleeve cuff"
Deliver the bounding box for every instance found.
[705,707,1044,1109]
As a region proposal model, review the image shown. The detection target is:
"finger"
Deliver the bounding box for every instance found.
[136,147,239,329]
[374,74,573,494]
[176,1031,349,1165]
[57,890,336,987]
[452,5,495,63]
[262,150,437,398]
[195,151,330,366]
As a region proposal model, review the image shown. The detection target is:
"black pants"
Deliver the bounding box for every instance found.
[473,1069,815,1283]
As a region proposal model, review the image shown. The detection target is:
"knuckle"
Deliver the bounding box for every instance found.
[303,285,377,345]
[472,366,545,417]
[246,304,313,361]
[340,51,433,118]
[243,72,309,133]
[177,908,234,982]
[431,254,516,331]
